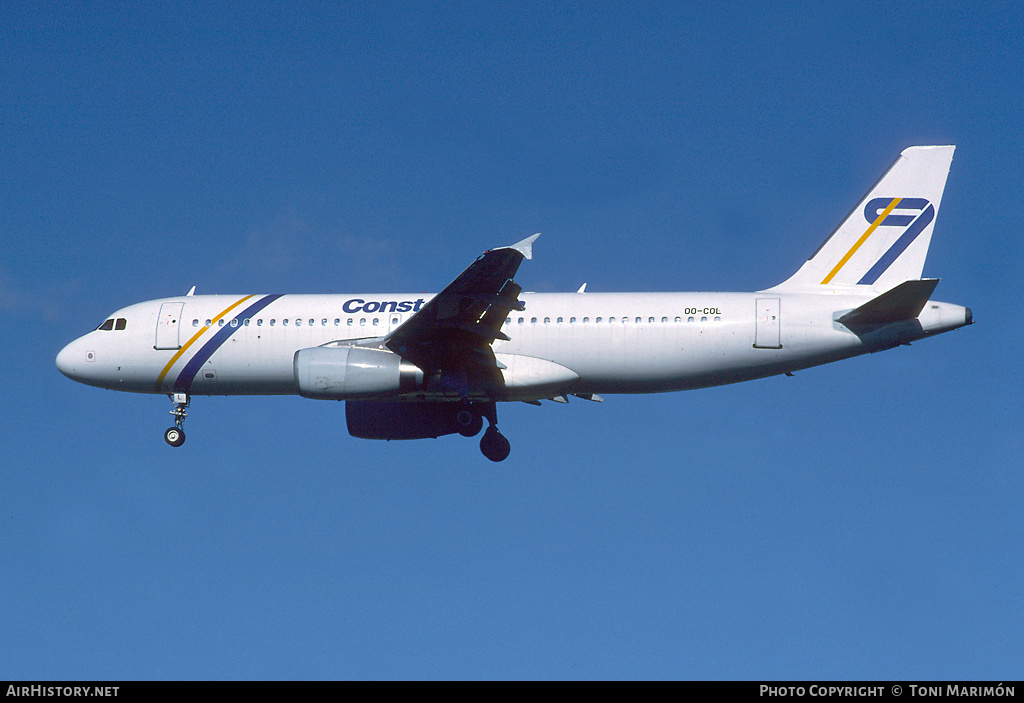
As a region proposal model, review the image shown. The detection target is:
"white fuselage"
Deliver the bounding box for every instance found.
[55,290,971,401]
[54,147,972,459]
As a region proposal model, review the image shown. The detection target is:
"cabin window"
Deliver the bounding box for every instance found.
[205,319,212,327]
[310,319,315,326]
[675,317,681,322]
[218,319,225,327]
[347,319,353,326]
[192,319,199,327]
[391,316,400,326]
[570,317,576,323]
[230,318,238,327]
[583,317,589,323]
[714,316,721,322]
[243,318,250,326]
[518,317,524,324]
[257,319,263,326]
[688,316,694,322]
[283,319,289,326]
[372,318,379,326]
[596,317,602,323]
[360,318,366,326]
[270,319,276,326]
[557,317,563,324]
[505,318,511,325]
[531,317,537,324]
[334,319,340,326]
[544,317,550,324]
[701,316,707,322]
[661,317,668,323]
[609,317,616,323]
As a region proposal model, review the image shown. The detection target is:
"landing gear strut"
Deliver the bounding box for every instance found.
[475,402,510,462]
[165,392,189,447]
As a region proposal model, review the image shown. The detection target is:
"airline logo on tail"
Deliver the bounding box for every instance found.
[821,197,935,286]
[772,146,953,292]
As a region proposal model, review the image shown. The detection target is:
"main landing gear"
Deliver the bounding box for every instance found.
[455,407,484,438]
[480,425,511,462]
[462,401,511,462]
[164,393,189,447]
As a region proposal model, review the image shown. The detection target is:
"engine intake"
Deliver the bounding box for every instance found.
[294,346,423,400]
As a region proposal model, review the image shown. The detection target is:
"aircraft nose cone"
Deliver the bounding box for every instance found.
[56,342,75,378]
[56,339,87,380]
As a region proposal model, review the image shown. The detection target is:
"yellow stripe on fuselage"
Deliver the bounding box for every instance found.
[821,197,902,285]
[155,295,256,391]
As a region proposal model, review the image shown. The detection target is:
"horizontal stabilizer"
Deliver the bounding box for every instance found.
[838,279,939,326]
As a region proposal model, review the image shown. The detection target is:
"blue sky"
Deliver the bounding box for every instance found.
[3,1,1021,679]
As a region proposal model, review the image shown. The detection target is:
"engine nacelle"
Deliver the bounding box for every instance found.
[346,400,463,440]
[293,346,423,400]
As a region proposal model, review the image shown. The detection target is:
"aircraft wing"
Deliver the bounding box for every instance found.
[384,234,539,398]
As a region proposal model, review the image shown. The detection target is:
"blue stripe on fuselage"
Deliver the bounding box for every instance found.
[173,294,284,393]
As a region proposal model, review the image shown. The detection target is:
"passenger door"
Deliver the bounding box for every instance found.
[155,302,184,350]
[754,298,782,349]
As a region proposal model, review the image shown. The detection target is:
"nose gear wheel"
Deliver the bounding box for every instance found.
[164,393,190,447]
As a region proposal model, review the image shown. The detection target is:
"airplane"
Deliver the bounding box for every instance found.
[56,146,972,462]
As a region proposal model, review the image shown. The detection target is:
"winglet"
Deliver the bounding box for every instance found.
[504,233,541,260]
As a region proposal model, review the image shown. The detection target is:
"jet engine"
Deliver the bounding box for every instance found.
[293,346,423,400]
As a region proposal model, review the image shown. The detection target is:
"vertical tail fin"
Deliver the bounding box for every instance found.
[772,146,955,292]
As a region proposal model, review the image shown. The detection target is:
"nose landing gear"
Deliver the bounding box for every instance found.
[164,393,189,447]
[164,426,185,447]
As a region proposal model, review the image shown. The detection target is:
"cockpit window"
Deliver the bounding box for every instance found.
[96,317,127,331]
